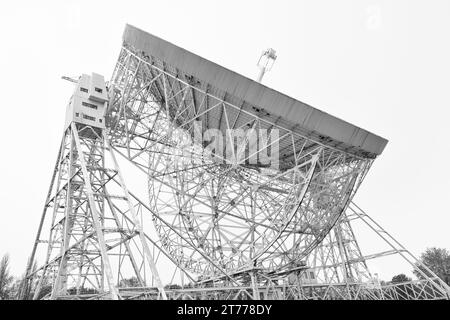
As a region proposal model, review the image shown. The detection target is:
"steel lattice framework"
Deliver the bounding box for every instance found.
[107,45,372,277]
[20,25,450,300]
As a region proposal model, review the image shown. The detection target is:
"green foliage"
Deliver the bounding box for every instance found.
[389,273,414,299]
[67,287,98,295]
[391,273,412,284]
[0,254,14,300]
[414,247,450,285]
[119,276,141,288]
[164,284,182,290]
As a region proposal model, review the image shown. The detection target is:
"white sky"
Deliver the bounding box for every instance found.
[0,0,449,281]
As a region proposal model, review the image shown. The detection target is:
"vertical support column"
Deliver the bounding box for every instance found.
[106,137,167,300]
[250,271,260,300]
[51,128,75,298]
[71,123,120,300]
[22,134,66,300]
[334,224,352,299]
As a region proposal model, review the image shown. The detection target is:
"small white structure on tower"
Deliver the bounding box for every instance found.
[256,48,277,83]
[64,73,108,131]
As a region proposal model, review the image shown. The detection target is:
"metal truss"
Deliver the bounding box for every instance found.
[106,45,373,279]
[306,211,373,285]
[293,202,450,300]
[22,43,450,300]
[117,202,450,300]
[22,123,170,300]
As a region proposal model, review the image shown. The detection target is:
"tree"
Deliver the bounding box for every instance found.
[391,274,412,284]
[414,247,450,285]
[390,273,413,299]
[0,254,14,300]
[119,276,141,288]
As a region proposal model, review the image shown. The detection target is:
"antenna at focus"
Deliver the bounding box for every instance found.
[256,48,277,83]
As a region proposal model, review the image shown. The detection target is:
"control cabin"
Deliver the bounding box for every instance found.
[65,73,108,136]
